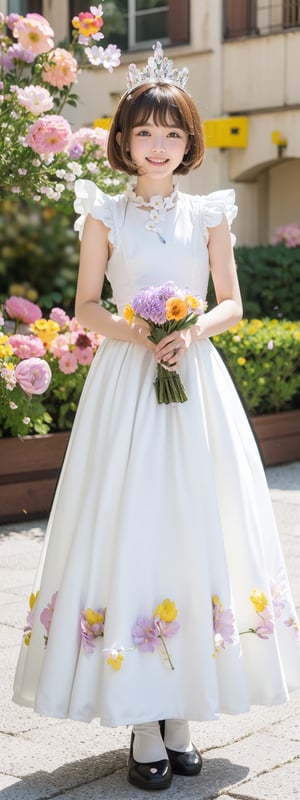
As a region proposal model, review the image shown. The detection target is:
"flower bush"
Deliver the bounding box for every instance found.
[0,6,125,210]
[213,318,300,415]
[0,295,102,438]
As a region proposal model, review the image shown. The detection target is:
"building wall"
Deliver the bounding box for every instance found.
[2,0,299,245]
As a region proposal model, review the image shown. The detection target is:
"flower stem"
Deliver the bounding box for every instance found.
[159,634,175,670]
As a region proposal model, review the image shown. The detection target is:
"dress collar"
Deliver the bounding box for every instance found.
[125,184,179,244]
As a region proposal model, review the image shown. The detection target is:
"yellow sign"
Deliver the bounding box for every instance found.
[93,117,112,130]
[203,117,248,148]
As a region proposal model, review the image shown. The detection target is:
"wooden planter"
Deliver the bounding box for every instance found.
[251,409,300,467]
[0,410,299,524]
[0,432,70,524]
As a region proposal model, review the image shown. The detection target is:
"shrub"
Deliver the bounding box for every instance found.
[207,245,300,320]
[213,318,300,415]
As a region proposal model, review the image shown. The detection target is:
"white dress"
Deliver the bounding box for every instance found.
[13,179,300,727]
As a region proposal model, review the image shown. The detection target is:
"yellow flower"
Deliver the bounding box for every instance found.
[124,304,135,325]
[237,357,246,366]
[107,649,124,670]
[0,335,13,357]
[212,594,222,610]
[250,589,268,613]
[154,598,178,622]
[85,608,104,626]
[29,591,39,610]
[185,294,199,310]
[32,318,59,345]
[23,632,32,646]
[229,320,245,334]
[166,297,188,321]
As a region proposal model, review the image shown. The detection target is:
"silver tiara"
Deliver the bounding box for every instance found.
[126,41,189,93]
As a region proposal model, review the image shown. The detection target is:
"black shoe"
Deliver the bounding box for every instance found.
[128,731,173,791]
[159,720,202,776]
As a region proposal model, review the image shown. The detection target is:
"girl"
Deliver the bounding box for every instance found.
[13,43,300,792]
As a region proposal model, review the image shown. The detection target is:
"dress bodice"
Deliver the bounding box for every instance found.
[74,180,237,314]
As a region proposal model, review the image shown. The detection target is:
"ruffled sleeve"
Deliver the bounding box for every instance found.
[202,189,238,245]
[73,179,115,243]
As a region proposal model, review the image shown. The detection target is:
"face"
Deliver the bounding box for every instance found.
[128,112,188,179]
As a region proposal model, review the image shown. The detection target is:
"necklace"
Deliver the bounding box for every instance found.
[126,183,178,244]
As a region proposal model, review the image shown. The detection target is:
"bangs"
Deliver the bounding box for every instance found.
[129,85,193,134]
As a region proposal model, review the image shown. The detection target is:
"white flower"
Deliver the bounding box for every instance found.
[23,417,31,425]
[67,161,82,176]
[16,85,54,116]
[101,44,121,72]
[85,45,104,66]
[90,4,103,15]
[56,169,66,179]
[87,161,99,173]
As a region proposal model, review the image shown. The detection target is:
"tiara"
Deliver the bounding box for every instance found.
[126,41,189,93]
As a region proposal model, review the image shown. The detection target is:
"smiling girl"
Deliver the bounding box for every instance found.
[13,42,300,793]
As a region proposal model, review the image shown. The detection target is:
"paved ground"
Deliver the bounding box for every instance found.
[0,461,299,799]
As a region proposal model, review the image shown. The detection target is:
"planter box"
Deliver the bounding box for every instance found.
[0,432,70,524]
[251,409,300,467]
[0,411,299,524]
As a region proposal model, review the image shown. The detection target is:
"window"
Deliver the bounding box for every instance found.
[7,0,42,12]
[70,0,189,51]
[223,0,300,39]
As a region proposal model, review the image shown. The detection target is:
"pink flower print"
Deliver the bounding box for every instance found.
[40,591,58,645]
[255,607,274,639]
[15,357,52,395]
[9,333,46,359]
[270,578,286,619]
[284,617,300,637]
[58,351,78,374]
[132,617,160,652]
[49,307,70,328]
[26,115,71,155]
[212,595,236,652]
[5,296,42,325]
[80,607,105,653]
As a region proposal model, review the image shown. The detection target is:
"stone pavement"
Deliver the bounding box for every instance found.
[0,461,299,800]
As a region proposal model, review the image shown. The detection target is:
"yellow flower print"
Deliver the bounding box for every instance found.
[124,304,135,325]
[85,608,105,627]
[29,591,40,610]
[107,648,124,670]
[154,598,178,622]
[250,589,268,613]
[237,357,246,366]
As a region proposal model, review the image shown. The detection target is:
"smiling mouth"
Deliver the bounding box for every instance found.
[146,158,169,165]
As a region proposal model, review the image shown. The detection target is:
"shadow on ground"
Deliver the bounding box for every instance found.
[0,751,250,799]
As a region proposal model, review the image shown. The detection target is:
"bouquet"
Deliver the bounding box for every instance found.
[124,282,207,404]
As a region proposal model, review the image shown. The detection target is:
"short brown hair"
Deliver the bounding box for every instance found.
[107,83,205,176]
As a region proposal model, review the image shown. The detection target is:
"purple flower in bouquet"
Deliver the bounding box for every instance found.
[124,283,207,404]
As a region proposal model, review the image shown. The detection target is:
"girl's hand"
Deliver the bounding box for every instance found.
[155,326,200,371]
[131,318,155,352]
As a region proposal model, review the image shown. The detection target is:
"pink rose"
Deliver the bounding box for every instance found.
[42,48,78,90]
[13,13,54,55]
[15,357,52,395]
[26,115,71,155]
[5,296,42,324]
[9,333,46,359]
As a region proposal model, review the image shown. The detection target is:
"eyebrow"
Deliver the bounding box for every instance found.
[133,122,183,130]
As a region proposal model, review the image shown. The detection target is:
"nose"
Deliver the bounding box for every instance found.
[152,133,166,152]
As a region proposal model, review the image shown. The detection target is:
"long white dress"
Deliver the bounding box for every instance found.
[13,179,300,727]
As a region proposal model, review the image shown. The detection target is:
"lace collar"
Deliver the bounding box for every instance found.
[126,183,179,244]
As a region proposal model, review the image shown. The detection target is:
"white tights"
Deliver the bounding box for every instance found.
[132,719,192,763]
